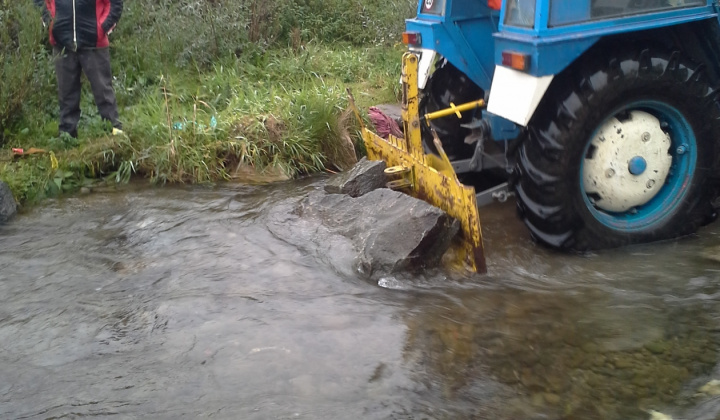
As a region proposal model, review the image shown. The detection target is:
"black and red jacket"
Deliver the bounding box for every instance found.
[35,0,123,50]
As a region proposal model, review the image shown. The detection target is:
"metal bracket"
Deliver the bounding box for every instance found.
[476,182,515,207]
[385,165,411,176]
[451,153,507,174]
[385,165,413,190]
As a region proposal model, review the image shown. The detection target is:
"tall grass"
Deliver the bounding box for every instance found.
[0,0,414,203]
[0,0,55,144]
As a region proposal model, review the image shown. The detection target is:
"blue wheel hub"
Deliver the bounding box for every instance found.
[628,156,647,176]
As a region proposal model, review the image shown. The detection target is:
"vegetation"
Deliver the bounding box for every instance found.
[0,0,415,204]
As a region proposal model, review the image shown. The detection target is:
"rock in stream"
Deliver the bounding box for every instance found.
[324,157,387,198]
[0,181,17,224]
[268,186,459,279]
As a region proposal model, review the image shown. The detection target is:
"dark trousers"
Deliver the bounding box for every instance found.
[53,46,121,137]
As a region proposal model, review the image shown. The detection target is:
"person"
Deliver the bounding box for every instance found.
[34,0,124,138]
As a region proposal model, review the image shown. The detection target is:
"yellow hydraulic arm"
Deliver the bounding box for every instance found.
[348,52,486,274]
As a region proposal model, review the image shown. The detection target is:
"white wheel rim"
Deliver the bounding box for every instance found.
[582,110,672,213]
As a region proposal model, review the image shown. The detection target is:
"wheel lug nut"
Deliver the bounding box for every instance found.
[630,208,638,214]
[677,144,689,155]
[642,132,651,142]
[646,179,656,189]
[605,168,615,178]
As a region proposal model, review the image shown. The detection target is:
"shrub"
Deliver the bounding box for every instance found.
[111,0,415,71]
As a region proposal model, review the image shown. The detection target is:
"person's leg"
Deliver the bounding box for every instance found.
[53,46,82,138]
[79,48,122,130]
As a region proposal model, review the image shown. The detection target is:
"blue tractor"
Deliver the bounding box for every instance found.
[401,0,720,251]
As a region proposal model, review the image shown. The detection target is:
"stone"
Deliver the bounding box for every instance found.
[644,341,669,355]
[700,245,720,263]
[530,393,545,407]
[544,393,561,405]
[699,379,720,395]
[324,157,387,198]
[0,181,17,224]
[267,188,459,279]
[647,410,673,420]
[613,358,634,369]
[581,342,599,354]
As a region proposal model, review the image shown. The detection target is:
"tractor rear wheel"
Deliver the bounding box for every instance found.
[515,47,720,250]
[419,60,484,159]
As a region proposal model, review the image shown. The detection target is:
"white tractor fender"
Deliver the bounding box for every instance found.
[487,65,554,127]
[404,48,437,89]
[417,49,437,90]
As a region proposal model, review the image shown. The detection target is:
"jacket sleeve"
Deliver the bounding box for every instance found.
[101,0,123,34]
[33,0,50,27]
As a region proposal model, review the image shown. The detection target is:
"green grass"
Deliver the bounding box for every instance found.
[1,0,413,205]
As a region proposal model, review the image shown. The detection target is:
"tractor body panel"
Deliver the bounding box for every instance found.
[497,1,717,77]
[408,0,719,127]
[405,0,500,91]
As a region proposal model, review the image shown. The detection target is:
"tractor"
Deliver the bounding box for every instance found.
[352,0,720,272]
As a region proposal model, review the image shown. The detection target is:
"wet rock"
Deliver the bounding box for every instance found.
[0,181,17,224]
[324,157,387,198]
[632,373,651,388]
[645,341,669,355]
[520,368,546,391]
[647,409,673,420]
[530,392,545,406]
[593,355,607,367]
[700,351,717,364]
[613,358,634,369]
[581,342,599,354]
[567,351,589,369]
[268,188,459,278]
[699,379,720,396]
[700,246,720,263]
[544,393,561,405]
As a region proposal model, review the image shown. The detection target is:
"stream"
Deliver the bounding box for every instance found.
[2,177,720,419]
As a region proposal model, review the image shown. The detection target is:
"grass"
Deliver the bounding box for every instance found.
[0,0,413,206]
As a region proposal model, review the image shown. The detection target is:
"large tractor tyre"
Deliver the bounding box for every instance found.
[515,47,720,251]
[419,60,484,159]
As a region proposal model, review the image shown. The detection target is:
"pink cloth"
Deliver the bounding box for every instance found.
[368,107,404,139]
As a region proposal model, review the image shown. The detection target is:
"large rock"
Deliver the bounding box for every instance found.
[324,157,387,198]
[0,181,17,224]
[267,188,459,279]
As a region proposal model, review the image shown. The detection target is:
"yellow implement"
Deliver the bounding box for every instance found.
[347,52,486,273]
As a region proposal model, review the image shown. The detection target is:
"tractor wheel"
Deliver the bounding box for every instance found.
[515,47,720,250]
[419,60,484,159]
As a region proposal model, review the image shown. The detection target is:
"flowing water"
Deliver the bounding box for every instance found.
[2,177,720,420]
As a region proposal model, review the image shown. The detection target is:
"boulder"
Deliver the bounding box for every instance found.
[0,181,17,224]
[267,188,459,279]
[701,245,720,263]
[324,157,386,198]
